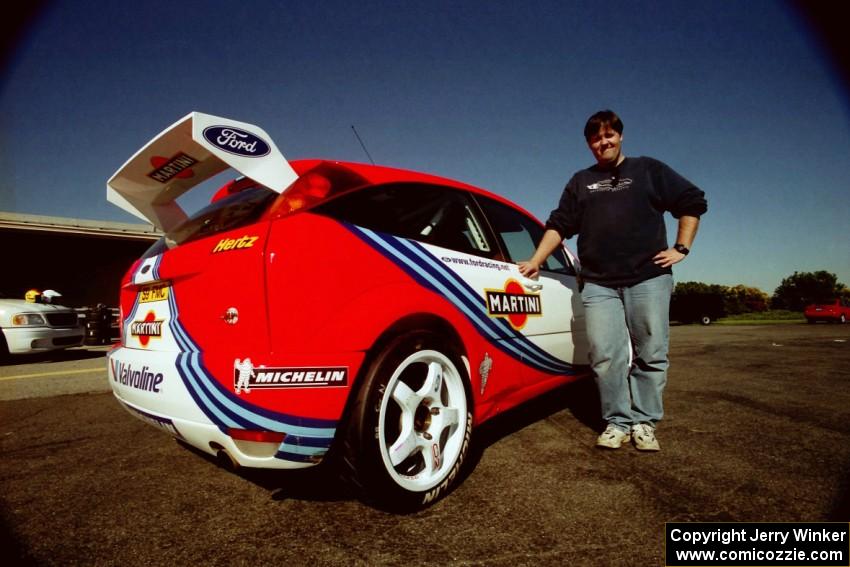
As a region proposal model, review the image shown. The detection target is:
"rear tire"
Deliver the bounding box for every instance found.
[341,330,472,511]
[700,315,712,325]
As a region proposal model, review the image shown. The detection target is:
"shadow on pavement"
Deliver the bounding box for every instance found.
[458,376,600,489]
[829,474,850,521]
[0,505,38,567]
[475,376,600,448]
[170,376,601,508]
[0,346,109,367]
[175,439,354,503]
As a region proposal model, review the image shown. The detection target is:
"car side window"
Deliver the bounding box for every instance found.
[315,183,497,258]
[475,195,575,275]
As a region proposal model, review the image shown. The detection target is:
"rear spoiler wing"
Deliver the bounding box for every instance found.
[106,112,298,231]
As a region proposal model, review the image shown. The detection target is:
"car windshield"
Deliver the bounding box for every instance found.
[142,184,277,259]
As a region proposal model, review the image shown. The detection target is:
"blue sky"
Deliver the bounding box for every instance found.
[1,0,848,295]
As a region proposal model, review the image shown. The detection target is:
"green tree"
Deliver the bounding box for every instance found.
[672,281,728,322]
[771,271,847,311]
[674,281,727,296]
[725,284,769,314]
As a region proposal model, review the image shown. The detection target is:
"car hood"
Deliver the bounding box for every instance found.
[0,299,77,324]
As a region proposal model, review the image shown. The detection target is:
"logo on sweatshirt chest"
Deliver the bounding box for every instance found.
[587,177,633,193]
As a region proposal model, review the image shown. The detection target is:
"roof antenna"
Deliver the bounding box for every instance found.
[351,125,375,165]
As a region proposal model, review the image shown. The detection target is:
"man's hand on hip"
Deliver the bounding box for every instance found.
[653,248,686,268]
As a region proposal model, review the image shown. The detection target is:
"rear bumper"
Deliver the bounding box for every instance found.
[107,346,340,469]
[2,326,84,354]
[805,311,844,322]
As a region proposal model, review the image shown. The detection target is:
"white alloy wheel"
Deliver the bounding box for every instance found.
[377,349,468,492]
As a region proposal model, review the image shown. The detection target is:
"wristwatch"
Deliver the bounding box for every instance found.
[674,243,690,255]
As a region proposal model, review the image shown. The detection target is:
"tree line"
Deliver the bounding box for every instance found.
[675,270,849,315]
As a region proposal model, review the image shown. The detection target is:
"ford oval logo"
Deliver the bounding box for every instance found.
[202,126,271,158]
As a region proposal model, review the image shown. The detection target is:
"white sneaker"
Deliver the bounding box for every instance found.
[632,423,660,451]
[596,424,631,449]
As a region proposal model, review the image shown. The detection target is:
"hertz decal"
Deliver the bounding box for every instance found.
[484,279,542,330]
[212,235,259,254]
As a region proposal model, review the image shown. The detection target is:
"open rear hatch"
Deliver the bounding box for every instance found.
[107,111,298,232]
[107,112,300,355]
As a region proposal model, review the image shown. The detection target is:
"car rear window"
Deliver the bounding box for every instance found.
[142,185,276,259]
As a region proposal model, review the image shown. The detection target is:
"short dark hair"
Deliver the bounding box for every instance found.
[584,110,623,141]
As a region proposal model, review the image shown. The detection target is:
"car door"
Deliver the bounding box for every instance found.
[311,182,551,401]
[473,194,589,377]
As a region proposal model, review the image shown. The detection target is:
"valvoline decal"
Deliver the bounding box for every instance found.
[202,126,271,157]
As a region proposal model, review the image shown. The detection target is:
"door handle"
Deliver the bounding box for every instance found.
[521,278,543,292]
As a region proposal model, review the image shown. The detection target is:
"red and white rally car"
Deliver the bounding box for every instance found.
[106,112,591,510]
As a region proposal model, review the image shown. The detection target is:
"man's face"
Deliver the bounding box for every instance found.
[587,125,623,167]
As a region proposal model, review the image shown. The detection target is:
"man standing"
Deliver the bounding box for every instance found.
[519,110,707,451]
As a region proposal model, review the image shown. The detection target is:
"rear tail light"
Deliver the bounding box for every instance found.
[227,428,286,444]
[271,172,333,217]
[119,304,125,344]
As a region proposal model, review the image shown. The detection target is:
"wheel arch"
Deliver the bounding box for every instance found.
[349,313,471,410]
[328,312,472,458]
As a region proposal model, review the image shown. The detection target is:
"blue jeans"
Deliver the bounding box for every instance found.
[580,274,673,432]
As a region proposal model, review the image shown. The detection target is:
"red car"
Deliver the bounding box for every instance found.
[105,112,591,510]
[805,299,850,324]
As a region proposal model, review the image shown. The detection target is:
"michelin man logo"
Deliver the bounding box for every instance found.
[234,358,255,394]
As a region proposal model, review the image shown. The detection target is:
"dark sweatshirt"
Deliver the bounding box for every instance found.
[545,156,707,288]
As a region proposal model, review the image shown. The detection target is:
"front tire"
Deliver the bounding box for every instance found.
[700,315,712,325]
[342,331,472,511]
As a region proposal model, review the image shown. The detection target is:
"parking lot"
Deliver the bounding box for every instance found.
[2,324,849,566]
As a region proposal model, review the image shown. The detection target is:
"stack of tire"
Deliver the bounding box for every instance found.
[84,304,114,345]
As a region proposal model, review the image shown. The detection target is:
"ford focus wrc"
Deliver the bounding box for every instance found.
[106,112,591,510]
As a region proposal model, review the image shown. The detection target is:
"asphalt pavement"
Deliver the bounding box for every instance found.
[0,345,111,401]
[1,324,849,566]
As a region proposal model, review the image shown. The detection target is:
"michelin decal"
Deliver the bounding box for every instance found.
[233,359,349,393]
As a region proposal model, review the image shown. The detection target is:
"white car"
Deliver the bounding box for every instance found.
[0,294,84,357]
